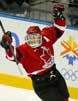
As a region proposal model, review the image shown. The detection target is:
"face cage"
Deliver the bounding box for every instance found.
[25,34,42,48]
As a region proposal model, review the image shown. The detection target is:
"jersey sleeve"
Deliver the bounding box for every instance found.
[54,18,66,38]
[41,18,66,44]
[6,45,15,61]
[5,45,21,62]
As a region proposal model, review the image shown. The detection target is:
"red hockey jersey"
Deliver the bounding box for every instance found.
[6,18,66,76]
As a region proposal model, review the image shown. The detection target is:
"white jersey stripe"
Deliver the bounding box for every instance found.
[54,23,66,31]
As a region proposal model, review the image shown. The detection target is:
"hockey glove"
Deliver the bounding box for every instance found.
[53,4,65,20]
[1,31,12,50]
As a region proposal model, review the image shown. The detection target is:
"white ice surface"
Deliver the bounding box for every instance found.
[0,84,77,101]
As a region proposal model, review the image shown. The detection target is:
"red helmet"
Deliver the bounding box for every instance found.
[27,26,41,34]
[26,26,42,48]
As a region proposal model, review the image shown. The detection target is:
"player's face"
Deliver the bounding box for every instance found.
[25,33,42,48]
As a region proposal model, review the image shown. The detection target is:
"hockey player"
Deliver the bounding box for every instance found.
[1,4,69,101]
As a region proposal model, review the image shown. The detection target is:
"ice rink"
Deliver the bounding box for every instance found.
[0,84,77,101]
[0,84,41,101]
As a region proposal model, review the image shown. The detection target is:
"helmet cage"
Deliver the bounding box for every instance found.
[25,33,42,48]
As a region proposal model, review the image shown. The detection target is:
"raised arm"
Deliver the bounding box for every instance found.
[41,4,66,44]
[53,4,66,38]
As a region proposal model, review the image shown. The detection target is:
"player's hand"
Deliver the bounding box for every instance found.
[1,31,12,49]
[53,4,65,20]
[53,4,64,13]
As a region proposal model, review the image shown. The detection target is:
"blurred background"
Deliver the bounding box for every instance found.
[0,0,78,26]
